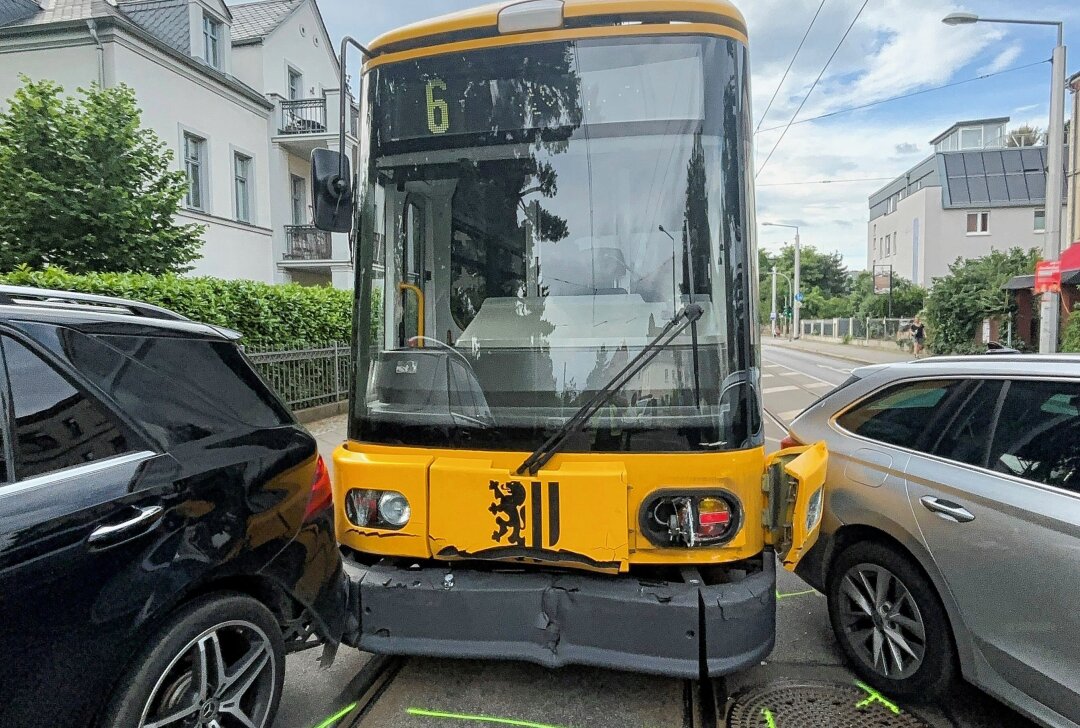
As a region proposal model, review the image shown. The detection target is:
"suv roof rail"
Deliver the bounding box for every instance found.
[0,285,190,322]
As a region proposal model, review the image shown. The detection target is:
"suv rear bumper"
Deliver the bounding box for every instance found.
[341,552,775,678]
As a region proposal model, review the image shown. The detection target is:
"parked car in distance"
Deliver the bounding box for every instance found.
[0,286,346,728]
[786,355,1080,728]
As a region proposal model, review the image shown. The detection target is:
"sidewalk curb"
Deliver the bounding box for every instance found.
[762,339,912,366]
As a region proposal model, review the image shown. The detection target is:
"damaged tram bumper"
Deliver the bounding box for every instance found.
[341,551,776,678]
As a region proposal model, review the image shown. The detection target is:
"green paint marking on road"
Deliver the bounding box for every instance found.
[855,681,901,715]
[775,587,817,599]
[761,707,778,728]
[407,708,573,728]
[312,701,358,728]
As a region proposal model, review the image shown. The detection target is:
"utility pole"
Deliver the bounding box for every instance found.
[771,265,778,336]
[762,222,802,338]
[793,228,802,339]
[1044,28,1067,353]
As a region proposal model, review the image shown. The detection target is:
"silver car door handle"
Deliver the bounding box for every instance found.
[88,505,164,545]
[920,496,975,523]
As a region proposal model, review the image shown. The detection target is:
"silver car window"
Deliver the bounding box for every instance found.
[989,380,1080,493]
[929,380,1003,468]
[836,379,966,451]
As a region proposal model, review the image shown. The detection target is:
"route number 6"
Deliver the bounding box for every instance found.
[425,78,449,134]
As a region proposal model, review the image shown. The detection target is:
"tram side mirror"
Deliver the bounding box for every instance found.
[311,148,353,233]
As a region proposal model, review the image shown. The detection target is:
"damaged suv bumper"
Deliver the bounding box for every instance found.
[341,553,775,678]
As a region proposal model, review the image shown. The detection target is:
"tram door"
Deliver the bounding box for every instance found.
[396,198,425,347]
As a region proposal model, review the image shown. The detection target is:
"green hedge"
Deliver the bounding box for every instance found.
[0,265,352,349]
[1063,307,1080,353]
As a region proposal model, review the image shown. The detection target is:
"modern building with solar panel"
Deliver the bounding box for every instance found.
[867,117,1068,287]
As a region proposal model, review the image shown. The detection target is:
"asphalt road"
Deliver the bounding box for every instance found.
[275,344,1038,728]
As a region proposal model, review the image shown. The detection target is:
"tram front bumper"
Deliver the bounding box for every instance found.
[341,552,776,679]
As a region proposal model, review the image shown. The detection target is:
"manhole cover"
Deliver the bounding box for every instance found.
[727,679,932,728]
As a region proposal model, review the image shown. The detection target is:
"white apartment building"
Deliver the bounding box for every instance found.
[868,118,1067,287]
[0,0,356,288]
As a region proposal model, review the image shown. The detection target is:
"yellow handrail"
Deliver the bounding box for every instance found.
[397,282,425,347]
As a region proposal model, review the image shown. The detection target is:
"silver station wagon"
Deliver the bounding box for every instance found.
[785,355,1080,728]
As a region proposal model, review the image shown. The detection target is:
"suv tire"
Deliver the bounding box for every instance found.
[826,540,957,701]
[100,592,286,728]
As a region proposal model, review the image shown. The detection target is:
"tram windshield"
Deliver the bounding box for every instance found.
[351,35,759,453]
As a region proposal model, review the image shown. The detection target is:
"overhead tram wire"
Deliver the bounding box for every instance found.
[755,59,1050,135]
[755,0,829,133]
[755,0,872,179]
[758,176,894,187]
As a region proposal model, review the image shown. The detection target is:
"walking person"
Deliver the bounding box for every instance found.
[911,316,926,358]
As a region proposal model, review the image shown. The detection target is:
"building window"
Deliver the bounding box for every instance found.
[183,132,206,211]
[966,211,990,235]
[960,127,983,150]
[288,68,304,100]
[234,153,252,223]
[885,195,897,214]
[290,175,306,224]
[203,14,223,69]
[1034,208,1046,233]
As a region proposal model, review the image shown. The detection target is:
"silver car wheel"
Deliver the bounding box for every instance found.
[838,562,926,680]
[138,620,277,728]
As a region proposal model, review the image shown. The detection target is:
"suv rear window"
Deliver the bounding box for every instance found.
[49,330,292,447]
[836,379,965,450]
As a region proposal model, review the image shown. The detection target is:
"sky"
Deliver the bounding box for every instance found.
[314,0,1080,272]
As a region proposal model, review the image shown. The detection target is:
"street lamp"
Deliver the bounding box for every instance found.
[772,268,795,341]
[943,12,1066,353]
[762,222,801,338]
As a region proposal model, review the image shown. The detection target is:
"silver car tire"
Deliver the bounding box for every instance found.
[99,592,286,728]
[826,541,958,701]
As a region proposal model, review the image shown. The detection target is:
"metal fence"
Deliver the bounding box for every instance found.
[279,98,327,135]
[247,342,351,411]
[283,225,333,261]
[800,317,915,342]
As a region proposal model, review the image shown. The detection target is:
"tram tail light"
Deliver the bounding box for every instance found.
[641,492,741,548]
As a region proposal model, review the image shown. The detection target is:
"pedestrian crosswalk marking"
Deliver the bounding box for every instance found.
[763,386,799,394]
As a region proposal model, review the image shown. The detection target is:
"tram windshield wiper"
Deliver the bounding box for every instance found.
[516,304,704,476]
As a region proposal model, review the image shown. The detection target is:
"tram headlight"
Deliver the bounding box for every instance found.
[378,492,411,527]
[345,489,410,529]
[640,491,741,548]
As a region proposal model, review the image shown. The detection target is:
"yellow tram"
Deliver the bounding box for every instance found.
[310,0,827,678]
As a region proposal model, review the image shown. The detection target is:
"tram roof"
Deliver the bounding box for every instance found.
[366,0,748,56]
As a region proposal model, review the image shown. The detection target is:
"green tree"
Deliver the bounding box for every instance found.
[0,77,203,274]
[924,248,1039,354]
[1004,124,1044,147]
[847,270,926,318]
[770,244,849,298]
[758,244,851,321]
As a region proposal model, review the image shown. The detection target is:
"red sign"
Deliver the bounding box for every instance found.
[1035,260,1061,294]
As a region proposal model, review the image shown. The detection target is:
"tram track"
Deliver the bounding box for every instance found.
[683,677,728,728]
[331,654,406,727]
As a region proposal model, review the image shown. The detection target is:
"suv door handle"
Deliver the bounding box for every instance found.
[920,496,975,523]
[88,505,164,546]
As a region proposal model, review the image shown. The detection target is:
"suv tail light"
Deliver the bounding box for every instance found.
[780,433,803,449]
[303,455,333,521]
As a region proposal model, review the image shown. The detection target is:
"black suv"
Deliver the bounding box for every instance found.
[0,286,347,727]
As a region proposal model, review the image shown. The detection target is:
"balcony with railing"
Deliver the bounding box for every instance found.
[283,225,332,262]
[279,98,327,135]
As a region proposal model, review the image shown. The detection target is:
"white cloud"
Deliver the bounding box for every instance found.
[979,44,1023,75]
